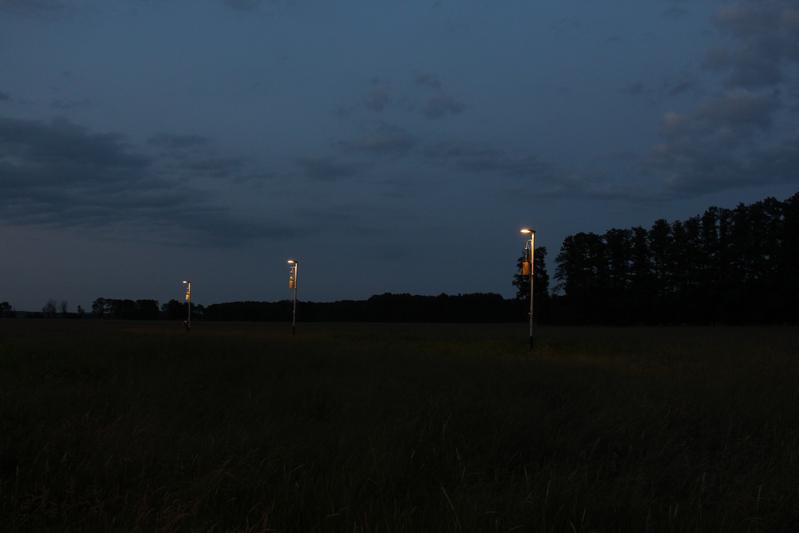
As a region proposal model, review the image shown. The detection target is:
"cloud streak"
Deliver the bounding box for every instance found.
[0,116,288,245]
[337,123,416,157]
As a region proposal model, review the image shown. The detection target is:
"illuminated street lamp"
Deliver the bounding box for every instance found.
[287,260,299,336]
[520,228,535,350]
[182,280,192,331]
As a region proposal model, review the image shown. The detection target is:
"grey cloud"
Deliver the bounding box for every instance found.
[0,116,283,245]
[659,90,780,152]
[296,156,362,181]
[425,141,554,180]
[422,94,465,119]
[364,82,390,113]
[704,46,783,88]
[695,89,779,131]
[620,81,648,97]
[414,72,442,90]
[705,1,799,89]
[662,6,689,19]
[51,98,92,111]
[183,156,246,179]
[641,90,791,197]
[148,133,247,179]
[665,78,698,97]
[338,123,416,157]
[0,91,10,102]
[411,72,466,119]
[632,1,799,199]
[148,133,211,151]
[643,137,799,197]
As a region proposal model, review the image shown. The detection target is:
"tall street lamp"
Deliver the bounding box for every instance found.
[520,228,535,350]
[182,280,192,331]
[287,260,299,336]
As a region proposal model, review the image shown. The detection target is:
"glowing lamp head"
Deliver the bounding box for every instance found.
[182,280,189,284]
[287,259,297,265]
[520,228,535,235]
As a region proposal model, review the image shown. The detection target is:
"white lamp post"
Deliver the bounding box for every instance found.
[287,260,299,335]
[520,228,535,350]
[182,280,192,331]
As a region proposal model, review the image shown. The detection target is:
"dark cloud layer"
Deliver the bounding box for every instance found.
[148,133,211,151]
[364,81,391,113]
[296,156,362,181]
[338,123,416,157]
[424,141,559,185]
[414,72,442,90]
[639,0,799,197]
[0,116,284,245]
[51,98,91,111]
[705,1,799,88]
[422,94,465,120]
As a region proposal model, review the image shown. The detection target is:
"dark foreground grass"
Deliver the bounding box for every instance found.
[2,321,799,531]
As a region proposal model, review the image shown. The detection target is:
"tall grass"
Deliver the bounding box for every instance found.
[2,321,799,531]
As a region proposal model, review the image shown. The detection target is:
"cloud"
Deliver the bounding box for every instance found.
[412,72,466,120]
[620,81,648,97]
[295,156,362,181]
[338,123,416,157]
[148,133,211,151]
[0,116,285,245]
[665,78,697,97]
[704,0,799,89]
[625,1,799,198]
[147,133,248,180]
[424,141,557,181]
[662,6,690,19]
[422,94,465,119]
[364,80,390,113]
[642,136,799,196]
[639,88,791,196]
[182,156,246,179]
[51,98,91,111]
[0,91,10,102]
[659,90,780,148]
[414,72,442,90]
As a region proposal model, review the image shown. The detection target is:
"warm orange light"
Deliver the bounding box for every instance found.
[287,259,297,265]
[520,228,534,235]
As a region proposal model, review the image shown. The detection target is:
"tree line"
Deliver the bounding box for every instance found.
[205,293,524,323]
[1,294,523,323]
[551,193,799,324]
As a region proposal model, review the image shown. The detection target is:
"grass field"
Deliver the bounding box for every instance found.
[2,320,799,531]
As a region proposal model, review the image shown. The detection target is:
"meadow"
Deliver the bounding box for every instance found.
[1,320,799,532]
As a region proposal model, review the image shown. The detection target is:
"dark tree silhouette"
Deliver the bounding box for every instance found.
[42,300,57,317]
[553,192,799,325]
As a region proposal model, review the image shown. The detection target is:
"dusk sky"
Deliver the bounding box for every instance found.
[2,0,798,310]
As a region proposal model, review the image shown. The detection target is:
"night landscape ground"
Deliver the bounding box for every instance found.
[3,321,799,531]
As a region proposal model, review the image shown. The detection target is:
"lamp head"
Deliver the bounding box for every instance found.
[520,227,535,235]
[287,259,297,265]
